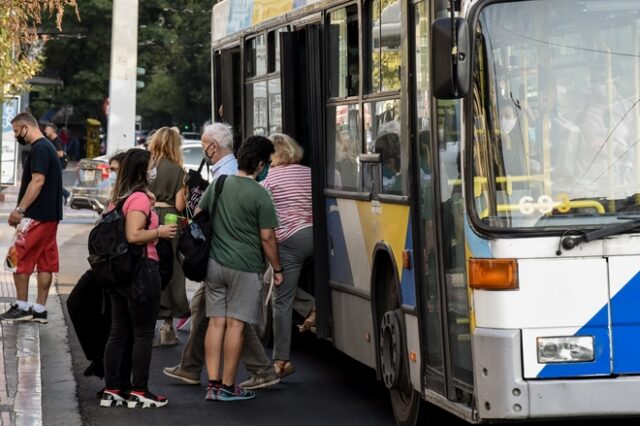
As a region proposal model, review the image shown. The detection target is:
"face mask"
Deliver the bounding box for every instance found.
[15,127,28,146]
[203,145,214,165]
[500,117,517,134]
[147,166,157,183]
[108,171,117,185]
[256,163,270,182]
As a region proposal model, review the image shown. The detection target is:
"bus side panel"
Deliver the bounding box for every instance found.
[332,291,376,368]
[608,257,640,374]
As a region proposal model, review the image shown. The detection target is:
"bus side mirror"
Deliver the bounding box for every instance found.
[431,17,470,99]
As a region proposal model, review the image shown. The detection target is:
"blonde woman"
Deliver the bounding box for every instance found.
[147,127,188,346]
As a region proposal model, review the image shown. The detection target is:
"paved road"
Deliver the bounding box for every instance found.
[49,224,640,426]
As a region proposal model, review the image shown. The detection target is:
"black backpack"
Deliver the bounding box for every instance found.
[87,193,147,287]
[177,175,226,282]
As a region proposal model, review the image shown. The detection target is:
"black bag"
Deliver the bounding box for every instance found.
[87,194,147,288]
[184,159,210,218]
[177,175,226,282]
[156,238,174,290]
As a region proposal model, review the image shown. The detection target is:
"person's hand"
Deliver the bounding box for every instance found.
[273,271,284,286]
[158,224,177,239]
[8,210,23,228]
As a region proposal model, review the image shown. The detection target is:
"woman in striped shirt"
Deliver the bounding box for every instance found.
[261,133,316,379]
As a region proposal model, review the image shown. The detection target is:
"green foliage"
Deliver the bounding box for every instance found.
[34,0,216,131]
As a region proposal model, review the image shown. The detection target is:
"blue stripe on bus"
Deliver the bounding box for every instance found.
[400,218,416,307]
[326,198,353,285]
[228,0,253,34]
[610,270,640,374]
[537,307,610,378]
[464,215,491,258]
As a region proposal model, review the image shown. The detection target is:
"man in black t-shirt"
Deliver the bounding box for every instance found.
[44,123,70,204]
[0,112,63,324]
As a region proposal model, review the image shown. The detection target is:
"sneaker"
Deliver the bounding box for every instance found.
[0,304,32,322]
[176,316,191,331]
[162,365,200,385]
[204,383,219,401]
[31,310,48,324]
[217,385,255,401]
[239,368,280,390]
[100,389,127,407]
[127,390,168,408]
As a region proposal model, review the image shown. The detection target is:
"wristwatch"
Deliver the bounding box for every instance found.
[16,206,25,215]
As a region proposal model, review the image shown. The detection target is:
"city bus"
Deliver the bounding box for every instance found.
[210,0,640,424]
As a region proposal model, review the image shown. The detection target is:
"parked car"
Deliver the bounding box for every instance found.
[69,143,206,213]
[68,155,112,213]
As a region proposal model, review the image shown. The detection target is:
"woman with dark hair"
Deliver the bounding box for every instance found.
[100,148,177,409]
[198,135,283,401]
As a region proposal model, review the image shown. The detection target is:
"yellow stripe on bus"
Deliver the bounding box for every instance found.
[252,0,293,25]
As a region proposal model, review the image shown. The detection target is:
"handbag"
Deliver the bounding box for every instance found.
[176,175,226,282]
[184,159,211,218]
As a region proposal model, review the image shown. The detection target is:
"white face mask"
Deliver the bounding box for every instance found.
[500,117,517,134]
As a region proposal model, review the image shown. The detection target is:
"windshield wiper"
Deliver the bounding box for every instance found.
[559,217,640,252]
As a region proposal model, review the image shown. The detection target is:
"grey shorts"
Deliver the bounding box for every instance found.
[204,258,263,324]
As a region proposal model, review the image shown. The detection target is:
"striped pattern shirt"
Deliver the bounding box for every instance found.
[262,164,313,242]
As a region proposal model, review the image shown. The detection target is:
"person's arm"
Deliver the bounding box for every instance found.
[260,228,283,285]
[125,210,176,244]
[175,185,186,212]
[9,173,45,226]
[56,150,64,158]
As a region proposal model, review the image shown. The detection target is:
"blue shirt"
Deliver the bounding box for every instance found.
[210,153,238,179]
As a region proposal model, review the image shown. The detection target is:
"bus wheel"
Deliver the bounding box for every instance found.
[380,309,424,425]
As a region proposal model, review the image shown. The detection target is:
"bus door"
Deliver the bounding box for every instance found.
[412,0,473,404]
[279,23,332,338]
[213,47,242,145]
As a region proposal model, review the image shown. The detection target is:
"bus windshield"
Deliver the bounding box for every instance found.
[471,0,640,229]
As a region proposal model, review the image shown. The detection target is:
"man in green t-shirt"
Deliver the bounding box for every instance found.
[197,135,283,401]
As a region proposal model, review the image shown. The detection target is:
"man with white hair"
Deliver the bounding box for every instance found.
[163,124,280,390]
[201,122,237,179]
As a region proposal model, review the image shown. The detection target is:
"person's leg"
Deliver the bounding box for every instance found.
[128,261,161,392]
[242,324,272,374]
[292,287,316,319]
[34,221,60,307]
[35,272,52,306]
[272,227,314,361]
[13,273,30,303]
[179,284,207,373]
[221,318,245,386]
[104,291,131,390]
[204,317,226,381]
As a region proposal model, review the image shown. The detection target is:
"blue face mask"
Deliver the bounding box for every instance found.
[256,163,270,182]
[108,171,117,185]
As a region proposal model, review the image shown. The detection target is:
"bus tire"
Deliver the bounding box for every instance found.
[380,308,425,425]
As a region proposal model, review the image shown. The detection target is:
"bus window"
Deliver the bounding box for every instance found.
[268,78,282,134]
[365,99,404,194]
[246,80,268,136]
[327,104,361,191]
[246,34,267,77]
[368,0,401,93]
[328,5,359,98]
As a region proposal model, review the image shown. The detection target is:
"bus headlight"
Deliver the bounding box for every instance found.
[536,336,594,363]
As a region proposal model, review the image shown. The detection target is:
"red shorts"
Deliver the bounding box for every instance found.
[12,219,59,274]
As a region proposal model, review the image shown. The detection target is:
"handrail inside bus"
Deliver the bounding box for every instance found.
[478,200,605,219]
[449,175,545,197]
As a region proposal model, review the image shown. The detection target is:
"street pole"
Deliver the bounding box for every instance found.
[106,0,139,155]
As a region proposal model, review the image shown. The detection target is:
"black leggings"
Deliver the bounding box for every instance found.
[104,259,161,391]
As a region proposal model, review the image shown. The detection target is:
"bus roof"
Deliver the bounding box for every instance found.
[212,0,322,44]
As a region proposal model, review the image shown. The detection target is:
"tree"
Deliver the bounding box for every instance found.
[0,0,78,103]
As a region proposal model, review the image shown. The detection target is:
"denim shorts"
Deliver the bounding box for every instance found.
[204,258,262,324]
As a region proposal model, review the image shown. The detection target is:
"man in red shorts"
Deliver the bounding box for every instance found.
[0,112,63,324]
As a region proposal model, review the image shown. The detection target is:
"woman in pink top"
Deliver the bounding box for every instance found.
[101,149,177,409]
[260,134,315,379]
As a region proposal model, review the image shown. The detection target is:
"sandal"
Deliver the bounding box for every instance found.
[297,308,316,333]
[274,360,295,379]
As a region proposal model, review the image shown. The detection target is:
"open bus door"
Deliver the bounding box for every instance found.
[213,47,243,150]
[279,24,332,339]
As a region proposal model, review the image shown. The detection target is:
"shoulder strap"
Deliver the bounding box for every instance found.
[197,158,207,174]
[211,175,227,213]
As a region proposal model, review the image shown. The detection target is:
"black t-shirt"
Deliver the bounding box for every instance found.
[18,138,63,221]
[51,136,66,169]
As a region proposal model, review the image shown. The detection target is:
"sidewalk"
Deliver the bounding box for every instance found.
[0,184,93,426]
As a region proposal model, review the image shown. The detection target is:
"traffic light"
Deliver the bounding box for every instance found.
[136,67,145,90]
